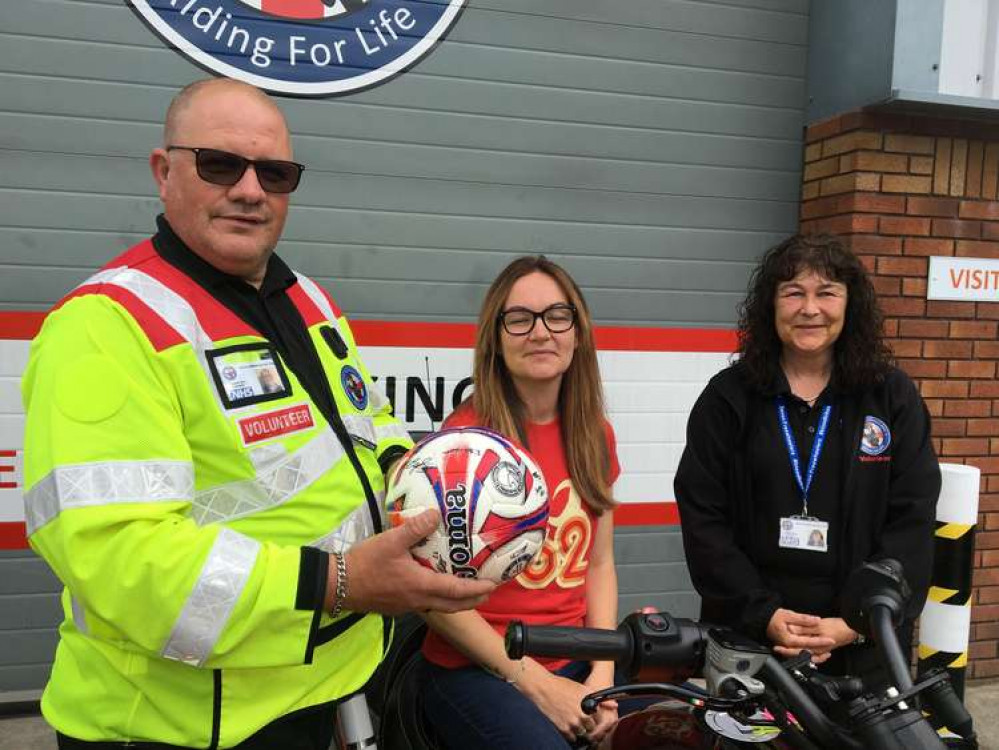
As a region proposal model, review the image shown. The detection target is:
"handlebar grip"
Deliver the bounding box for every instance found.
[505,622,633,662]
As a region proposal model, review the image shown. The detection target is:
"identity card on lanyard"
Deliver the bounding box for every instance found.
[776,396,831,553]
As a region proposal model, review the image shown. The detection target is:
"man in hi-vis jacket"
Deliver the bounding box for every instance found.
[22,78,493,750]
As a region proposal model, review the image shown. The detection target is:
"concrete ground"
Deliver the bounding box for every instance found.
[3,681,998,749]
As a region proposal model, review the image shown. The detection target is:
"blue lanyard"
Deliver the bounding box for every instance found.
[776,396,832,516]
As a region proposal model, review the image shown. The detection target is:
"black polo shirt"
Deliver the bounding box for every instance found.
[750,372,844,617]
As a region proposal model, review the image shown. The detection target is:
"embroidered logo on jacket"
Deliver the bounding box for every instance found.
[340,365,369,410]
[860,415,891,456]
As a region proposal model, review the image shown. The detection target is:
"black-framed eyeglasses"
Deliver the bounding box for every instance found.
[499,304,577,336]
[167,146,305,194]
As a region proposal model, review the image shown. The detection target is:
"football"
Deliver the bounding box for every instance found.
[386,427,549,583]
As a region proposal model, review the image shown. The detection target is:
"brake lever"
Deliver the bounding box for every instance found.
[580,682,748,715]
[780,651,815,678]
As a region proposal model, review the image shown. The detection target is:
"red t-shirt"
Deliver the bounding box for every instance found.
[422,409,621,670]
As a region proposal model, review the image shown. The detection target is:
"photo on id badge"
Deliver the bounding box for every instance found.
[779,517,828,553]
[207,344,292,409]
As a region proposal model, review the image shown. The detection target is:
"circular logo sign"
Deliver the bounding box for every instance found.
[127,0,466,96]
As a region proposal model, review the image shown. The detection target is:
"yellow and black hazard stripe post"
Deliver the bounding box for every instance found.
[917,463,979,701]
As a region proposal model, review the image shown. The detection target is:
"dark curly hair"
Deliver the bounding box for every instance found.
[737,234,893,392]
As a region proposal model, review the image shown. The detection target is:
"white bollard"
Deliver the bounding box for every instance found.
[917,463,979,700]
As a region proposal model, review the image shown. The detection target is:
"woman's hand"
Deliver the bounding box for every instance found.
[517,659,599,742]
[767,608,837,663]
[807,617,858,652]
[583,670,619,744]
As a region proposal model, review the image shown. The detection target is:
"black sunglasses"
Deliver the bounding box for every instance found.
[167,146,305,194]
[499,304,577,336]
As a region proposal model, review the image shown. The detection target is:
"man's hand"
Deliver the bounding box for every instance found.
[767,608,837,664]
[338,509,495,615]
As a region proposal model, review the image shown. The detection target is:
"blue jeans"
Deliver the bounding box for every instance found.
[420,657,594,750]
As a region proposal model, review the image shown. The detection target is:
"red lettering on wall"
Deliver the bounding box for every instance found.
[0,449,16,489]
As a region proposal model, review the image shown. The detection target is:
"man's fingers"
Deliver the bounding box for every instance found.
[394,508,441,545]
[407,564,494,611]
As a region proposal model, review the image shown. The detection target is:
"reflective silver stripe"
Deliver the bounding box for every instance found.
[375,421,411,445]
[368,386,390,413]
[80,268,210,349]
[294,272,340,324]
[162,527,260,667]
[310,494,384,555]
[344,414,376,447]
[191,425,354,525]
[79,268,227,412]
[24,460,194,535]
[191,415,378,525]
[71,596,89,636]
[247,441,289,476]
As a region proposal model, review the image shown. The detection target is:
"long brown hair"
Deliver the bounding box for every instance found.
[462,256,616,513]
[737,234,893,391]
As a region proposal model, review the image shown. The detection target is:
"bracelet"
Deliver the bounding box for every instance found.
[330,553,349,620]
[505,659,527,686]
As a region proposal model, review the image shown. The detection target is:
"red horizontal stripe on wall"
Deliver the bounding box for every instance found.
[350,320,736,352]
[0,504,680,549]
[0,312,45,339]
[0,450,16,458]
[594,326,737,353]
[2,312,736,353]
[616,502,680,526]
[0,523,28,550]
[351,320,476,349]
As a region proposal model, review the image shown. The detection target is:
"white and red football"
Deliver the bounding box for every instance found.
[386,427,549,583]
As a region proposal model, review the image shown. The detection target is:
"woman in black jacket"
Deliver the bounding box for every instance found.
[674,234,940,677]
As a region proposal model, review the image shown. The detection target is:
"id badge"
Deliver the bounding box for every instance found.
[207,344,291,409]
[778,517,829,553]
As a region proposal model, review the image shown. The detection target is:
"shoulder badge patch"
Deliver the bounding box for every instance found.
[340,364,369,410]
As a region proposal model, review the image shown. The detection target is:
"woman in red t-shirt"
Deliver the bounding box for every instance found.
[420,256,621,749]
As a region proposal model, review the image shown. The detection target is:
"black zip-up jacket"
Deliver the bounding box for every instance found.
[674,363,940,645]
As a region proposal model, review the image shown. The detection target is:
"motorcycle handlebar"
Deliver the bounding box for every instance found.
[504,611,951,750]
[869,604,913,692]
[506,612,707,685]
[504,622,632,662]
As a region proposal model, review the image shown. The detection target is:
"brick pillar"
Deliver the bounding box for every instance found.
[801,111,999,681]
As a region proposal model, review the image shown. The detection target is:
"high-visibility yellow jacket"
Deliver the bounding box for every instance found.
[21,239,412,748]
